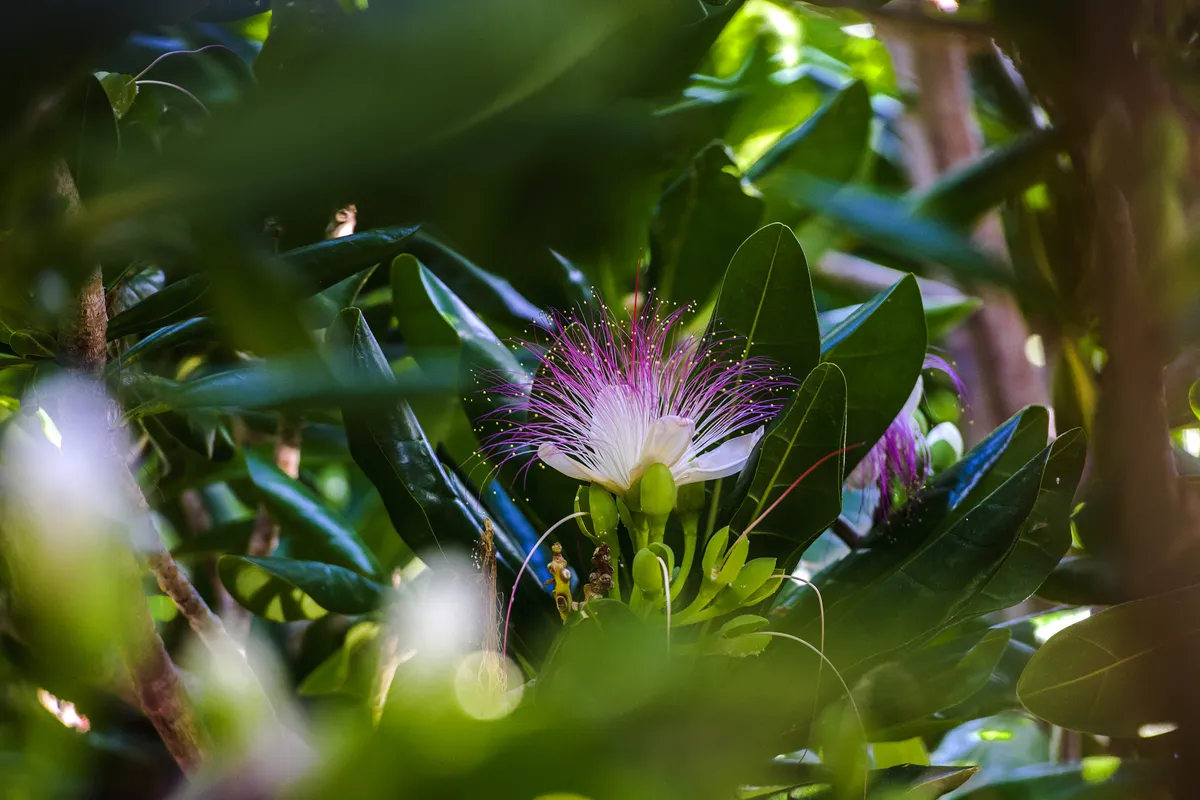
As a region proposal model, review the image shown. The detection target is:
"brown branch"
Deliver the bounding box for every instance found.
[54,158,214,772]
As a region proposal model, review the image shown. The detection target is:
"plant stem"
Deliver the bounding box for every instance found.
[669,518,698,602]
[54,158,210,772]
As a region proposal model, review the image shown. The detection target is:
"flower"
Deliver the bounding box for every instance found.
[480,302,791,496]
[845,353,965,523]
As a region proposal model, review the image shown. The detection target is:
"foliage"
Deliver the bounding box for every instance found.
[0,0,1190,798]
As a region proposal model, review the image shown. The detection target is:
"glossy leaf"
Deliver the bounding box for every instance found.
[747,80,872,194]
[391,254,523,381]
[714,222,820,377]
[107,225,420,339]
[327,309,486,557]
[729,363,846,557]
[244,450,381,578]
[910,129,1062,230]
[218,555,385,622]
[783,178,1013,287]
[1019,582,1200,736]
[820,275,926,477]
[955,428,1086,620]
[786,441,1054,672]
[865,628,1011,741]
[110,317,218,371]
[652,142,762,307]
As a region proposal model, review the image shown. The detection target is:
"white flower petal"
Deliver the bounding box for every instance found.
[538,443,599,483]
[899,376,924,421]
[638,415,695,470]
[673,427,764,485]
[844,455,880,491]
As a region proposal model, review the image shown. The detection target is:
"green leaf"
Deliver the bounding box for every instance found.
[9,330,56,359]
[786,442,1054,673]
[819,295,982,344]
[1190,378,1200,423]
[243,450,381,577]
[714,222,821,377]
[164,354,452,411]
[218,555,385,622]
[746,79,872,193]
[107,225,420,339]
[652,142,762,307]
[865,628,1011,741]
[949,761,1163,800]
[298,621,381,696]
[910,129,1061,230]
[96,72,138,118]
[327,309,483,556]
[728,363,847,557]
[820,275,926,478]
[1036,555,1126,606]
[954,428,1086,620]
[783,178,1013,286]
[1018,583,1200,736]
[301,265,377,329]
[391,254,523,381]
[110,317,218,372]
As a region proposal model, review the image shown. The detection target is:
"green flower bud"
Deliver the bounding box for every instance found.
[588,484,619,538]
[648,542,674,578]
[701,526,730,577]
[716,534,749,587]
[639,463,676,518]
[632,547,664,595]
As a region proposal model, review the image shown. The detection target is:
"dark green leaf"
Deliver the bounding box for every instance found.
[786,441,1053,672]
[218,555,385,622]
[783,178,1013,286]
[1036,555,1127,606]
[865,628,1010,741]
[301,265,377,329]
[9,330,56,359]
[406,231,543,326]
[652,142,762,307]
[910,129,1061,230]
[747,79,871,191]
[729,363,846,556]
[818,295,982,346]
[110,317,218,372]
[955,428,1086,620]
[107,225,420,339]
[244,450,381,577]
[715,222,820,377]
[820,275,926,478]
[165,355,454,411]
[1018,582,1200,736]
[96,72,138,118]
[327,309,483,557]
[391,254,522,379]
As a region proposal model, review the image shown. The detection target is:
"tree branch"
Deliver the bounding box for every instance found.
[54,158,215,772]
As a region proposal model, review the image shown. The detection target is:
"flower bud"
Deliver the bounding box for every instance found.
[632,547,664,595]
[648,542,674,578]
[701,526,730,577]
[639,462,676,518]
[588,484,619,538]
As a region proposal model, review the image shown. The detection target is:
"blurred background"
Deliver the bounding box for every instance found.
[1,0,1200,798]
